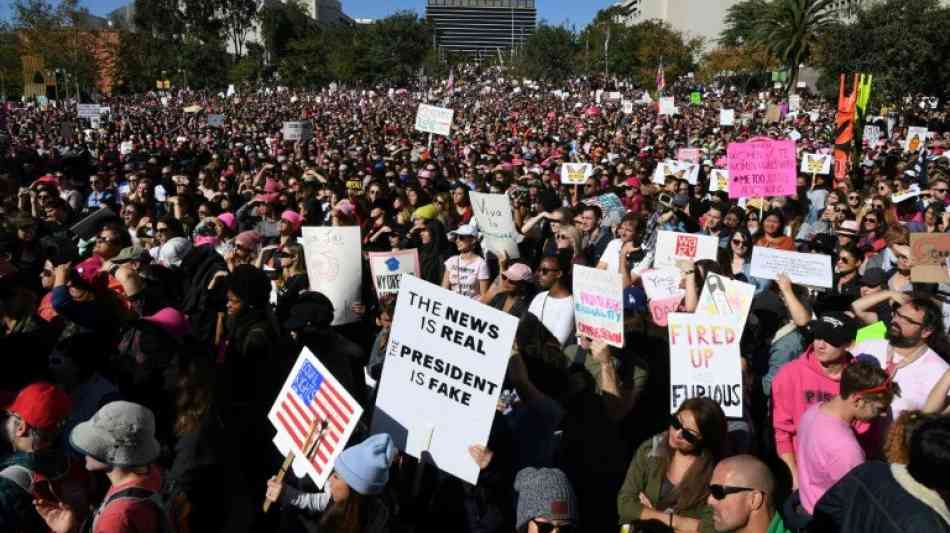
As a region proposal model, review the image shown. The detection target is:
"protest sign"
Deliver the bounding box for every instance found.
[649,295,683,327]
[372,276,518,484]
[677,148,701,164]
[282,121,313,142]
[269,348,362,489]
[690,91,702,105]
[800,153,832,175]
[709,169,730,193]
[789,94,801,112]
[573,265,624,347]
[720,109,735,126]
[891,184,921,205]
[696,273,755,333]
[668,313,743,418]
[77,103,100,119]
[560,163,593,185]
[766,104,781,124]
[206,114,224,128]
[623,100,634,114]
[368,249,421,296]
[905,126,928,153]
[864,125,882,146]
[653,231,719,270]
[727,138,797,199]
[414,104,454,136]
[749,246,832,288]
[607,91,622,101]
[469,191,520,259]
[301,226,362,325]
[910,233,950,283]
[659,97,676,115]
[641,269,684,301]
[653,160,699,185]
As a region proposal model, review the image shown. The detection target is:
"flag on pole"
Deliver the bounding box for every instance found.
[269,349,363,488]
[447,68,455,92]
[656,60,666,93]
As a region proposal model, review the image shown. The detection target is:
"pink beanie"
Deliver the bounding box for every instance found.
[234,230,261,250]
[143,307,191,339]
[281,210,303,232]
[217,212,237,232]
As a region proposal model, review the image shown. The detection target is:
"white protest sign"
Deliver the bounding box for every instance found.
[653,231,719,270]
[891,184,921,204]
[668,313,743,418]
[905,126,928,153]
[864,125,882,146]
[749,246,832,288]
[269,348,363,489]
[283,121,313,142]
[696,273,755,333]
[573,265,624,347]
[652,160,699,185]
[623,100,634,115]
[368,249,420,297]
[709,169,730,193]
[206,114,224,128]
[469,191,520,259]
[560,163,592,185]
[720,109,735,126]
[414,104,454,136]
[800,153,832,175]
[371,276,518,484]
[659,97,676,115]
[641,269,684,300]
[301,226,362,325]
[788,94,801,112]
[77,103,100,119]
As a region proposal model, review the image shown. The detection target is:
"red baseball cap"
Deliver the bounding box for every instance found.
[3,382,72,431]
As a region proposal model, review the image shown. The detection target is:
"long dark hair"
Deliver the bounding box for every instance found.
[655,397,728,513]
[319,490,366,533]
[717,227,753,273]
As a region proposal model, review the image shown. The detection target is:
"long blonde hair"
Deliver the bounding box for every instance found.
[558,225,584,258]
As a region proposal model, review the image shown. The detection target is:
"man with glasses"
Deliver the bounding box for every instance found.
[928,177,949,207]
[527,255,574,346]
[707,455,789,533]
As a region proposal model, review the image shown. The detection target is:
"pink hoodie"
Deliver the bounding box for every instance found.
[771,344,853,455]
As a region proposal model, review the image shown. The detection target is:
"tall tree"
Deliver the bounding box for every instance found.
[719,0,771,47]
[513,22,577,81]
[221,0,259,58]
[757,0,836,88]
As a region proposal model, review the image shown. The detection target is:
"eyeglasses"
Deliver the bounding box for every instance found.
[538,267,561,275]
[96,236,120,245]
[531,521,575,533]
[863,218,877,224]
[731,239,747,247]
[670,414,701,445]
[935,188,949,193]
[708,484,757,501]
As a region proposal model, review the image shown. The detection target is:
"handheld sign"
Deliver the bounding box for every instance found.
[560,163,593,185]
[572,265,624,347]
[469,191,520,259]
[301,226,362,325]
[206,114,225,128]
[371,276,518,484]
[77,103,100,119]
[677,148,701,164]
[720,109,735,126]
[800,153,832,175]
[864,125,882,146]
[911,233,950,283]
[696,273,755,333]
[668,313,743,418]
[283,121,313,142]
[659,97,676,115]
[368,249,421,296]
[727,137,797,199]
[268,348,362,490]
[653,231,719,270]
[709,169,729,193]
[414,104,454,137]
[905,126,928,153]
[749,246,833,288]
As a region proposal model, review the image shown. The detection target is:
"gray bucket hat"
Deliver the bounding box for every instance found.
[70,401,160,467]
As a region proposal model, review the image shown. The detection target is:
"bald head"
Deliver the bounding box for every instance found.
[718,455,775,499]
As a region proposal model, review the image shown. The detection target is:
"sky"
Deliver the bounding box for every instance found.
[71,0,611,29]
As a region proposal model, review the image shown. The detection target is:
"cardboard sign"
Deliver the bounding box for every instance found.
[905,126,928,153]
[668,313,743,418]
[368,249,421,296]
[864,125,882,146]
[653,231,719,270]
[892,184,921,205]
[696,273,755,333]
[572,265,624,347]
[414,103,455,136]
[469,192,520,259]
[560,163,593,185]
[800,153,832,175]
[720,109,735,126]
[749,246,833,288]
[269,348,363,489]
[371,276,518,484]
[659,97,676,115]
[623,101,634,114]
[77,103,100,119]
[206,114,224,128]
[641,268,684,301]
[690,92,702,105]
[910,233,950,283]
[607,91,622,101]
[283,121,313,142]
[727,138,797,199]
[709,169,730,193]
[653,160,699,185]
[789,94,801,112]
[677,148,701,164]
[649,295,683,327]
[301,226,362,325]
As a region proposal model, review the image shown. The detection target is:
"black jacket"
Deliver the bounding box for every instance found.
[180,244,228,344]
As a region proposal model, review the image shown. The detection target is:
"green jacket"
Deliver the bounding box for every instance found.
[617,435,716,533]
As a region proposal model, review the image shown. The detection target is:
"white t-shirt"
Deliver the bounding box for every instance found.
[528,291,576,346]
[444,254,490,300]
[852,339,949,418]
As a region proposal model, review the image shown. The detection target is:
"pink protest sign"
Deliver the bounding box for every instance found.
[726,138,797,199]
[649,294,684,327]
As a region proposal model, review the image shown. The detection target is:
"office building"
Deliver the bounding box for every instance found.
[426,0,537,55]
[612,0,742,50]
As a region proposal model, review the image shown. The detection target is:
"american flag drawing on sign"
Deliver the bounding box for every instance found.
[269,348,363,488]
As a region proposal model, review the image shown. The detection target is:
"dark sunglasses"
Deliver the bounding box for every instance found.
[708,484,757,500]
[848,195,860,200]
[731,239,747,247]
[96,236,120,244]
[863,218,877,223]
[531,521,575,533]
[837,255,853,263]
[873,204,885,209]
[670,414,701,445]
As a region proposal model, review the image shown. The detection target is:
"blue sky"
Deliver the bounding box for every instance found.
[68,0,610,29]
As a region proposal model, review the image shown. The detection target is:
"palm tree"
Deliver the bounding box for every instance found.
[757,0,836,91]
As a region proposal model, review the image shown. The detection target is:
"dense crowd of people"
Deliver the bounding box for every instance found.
[1,66,950,533]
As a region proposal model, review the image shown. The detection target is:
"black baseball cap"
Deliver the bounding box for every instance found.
[807,312,858,347]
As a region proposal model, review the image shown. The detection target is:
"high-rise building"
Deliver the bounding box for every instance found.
[612,0,743,50]
[426,0,536,56]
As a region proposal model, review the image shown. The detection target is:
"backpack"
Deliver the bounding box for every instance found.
[83,486,177,533]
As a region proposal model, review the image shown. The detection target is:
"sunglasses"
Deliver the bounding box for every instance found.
[96,236,120,245]
[556,234,570,239]
[863,218,877,223]
[731,239,747,247]
[531,521,575,533]
[670,414,701,445]
[837,255,853,263]
[708,484,757,500]
[538,267,561,275]
[873,204,885,209]
[848,195,860,200]
[935,188,949,193]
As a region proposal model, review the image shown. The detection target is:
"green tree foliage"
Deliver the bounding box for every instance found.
[719,0,771,47]
[511,23,577,81]
[0,21,22,99]
[221,0,259,58]
[259,0,314,66]
[757,0,836,87]
[813,0,950,104]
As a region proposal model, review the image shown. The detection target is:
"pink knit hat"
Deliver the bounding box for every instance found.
[280,210,303,232]
[217,212,237,232]
[234,230,261,250]
[143,307,191,339]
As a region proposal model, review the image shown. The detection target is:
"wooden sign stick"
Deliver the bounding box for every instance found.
[263,418,329,512]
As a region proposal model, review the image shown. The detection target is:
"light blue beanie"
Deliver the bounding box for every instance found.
[334,434,397,495]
